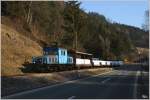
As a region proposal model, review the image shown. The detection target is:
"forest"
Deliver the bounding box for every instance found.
[1,1,149,61]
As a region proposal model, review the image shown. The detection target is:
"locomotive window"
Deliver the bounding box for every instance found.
[49,58,51,63]
[36,58,42,64]
[43,51,48,55]
[54,58,56,62]
[61,51,63,55]
[63,51,64,55]
[68,57,72,63]
[55,58,57,62]
[68,58,70,62]
[100,62,102,65]
[64,51,65,55]
[70,58,72,62]
[43,58,47,64]
[52,58,54,63]
[61,50,66,56]
[45,58,47,63]
[52,58,55,63]
[42,58,44,63]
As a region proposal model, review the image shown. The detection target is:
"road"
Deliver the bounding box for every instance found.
[4,65,149,99]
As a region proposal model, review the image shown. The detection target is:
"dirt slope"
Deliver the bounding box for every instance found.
[1,24,42,76]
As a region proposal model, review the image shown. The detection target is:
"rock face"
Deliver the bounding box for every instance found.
[1,24,43,76]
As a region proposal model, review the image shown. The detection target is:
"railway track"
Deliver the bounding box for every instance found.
[2,65,112,77]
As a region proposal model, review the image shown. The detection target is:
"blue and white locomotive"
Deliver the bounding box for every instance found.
[32,47,73,65]
[31,46,123,71]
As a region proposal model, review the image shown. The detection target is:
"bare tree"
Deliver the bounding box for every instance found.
[142,10,149,31]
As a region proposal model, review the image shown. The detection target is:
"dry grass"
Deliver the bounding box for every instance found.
[1,17,51,46]
[1,24,42,76]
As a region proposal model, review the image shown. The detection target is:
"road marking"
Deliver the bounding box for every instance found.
[142,94,148,98]
[67,96,76,99]
[68,70,116,83]
[3,70,114,99]
[133,71,140,99]
[101,78,111,84]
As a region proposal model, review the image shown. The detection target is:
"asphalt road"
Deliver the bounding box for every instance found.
[4,65,149,99]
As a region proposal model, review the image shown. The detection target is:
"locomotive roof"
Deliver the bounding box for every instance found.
[43,47,67,51]
[68,49,93,56]
[76,51,93,56]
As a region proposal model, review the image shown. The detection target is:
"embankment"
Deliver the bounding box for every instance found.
[2,68,112,97]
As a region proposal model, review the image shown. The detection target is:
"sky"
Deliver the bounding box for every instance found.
[80,0,148,28]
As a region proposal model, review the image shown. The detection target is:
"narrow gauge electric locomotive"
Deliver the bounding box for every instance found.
[32,47,73,65]
[30,46,123,71]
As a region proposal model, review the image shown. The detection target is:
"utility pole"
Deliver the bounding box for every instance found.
[75,31,80,77]
[138,51,141,65]
[74,2,80,78]
[75,31,77,51]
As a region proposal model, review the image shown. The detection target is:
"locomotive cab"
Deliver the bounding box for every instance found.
[32,47,73,65]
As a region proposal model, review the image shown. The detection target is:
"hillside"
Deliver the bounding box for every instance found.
[113,23,149,48]
[1,23,43,76]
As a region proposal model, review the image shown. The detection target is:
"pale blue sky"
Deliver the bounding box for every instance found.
[80,0,148,28]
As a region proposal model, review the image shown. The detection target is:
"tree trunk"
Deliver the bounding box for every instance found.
[27,1,32,25]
